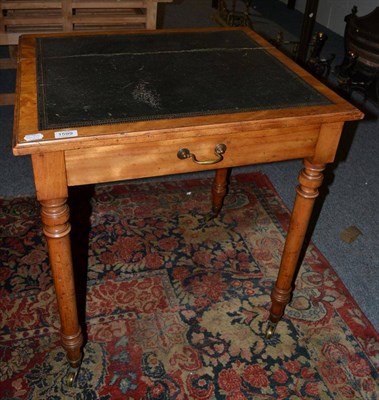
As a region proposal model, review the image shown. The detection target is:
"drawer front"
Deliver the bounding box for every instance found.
[65,125,319,186]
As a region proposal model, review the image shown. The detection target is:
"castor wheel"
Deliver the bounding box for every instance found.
[64,367,80,387]
[265,321,277,339]
[205,212,218,222]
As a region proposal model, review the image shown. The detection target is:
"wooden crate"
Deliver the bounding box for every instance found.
[0,0,171,44]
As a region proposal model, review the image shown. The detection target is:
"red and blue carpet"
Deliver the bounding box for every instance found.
[0,173,378,399]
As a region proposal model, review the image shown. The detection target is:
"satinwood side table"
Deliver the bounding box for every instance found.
[13,27,363,385]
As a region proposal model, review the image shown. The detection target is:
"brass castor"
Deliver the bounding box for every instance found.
[64,367,80,387]
[265,321,277,339]
[205,212,218,222]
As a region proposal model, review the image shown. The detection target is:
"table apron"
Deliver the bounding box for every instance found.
[65,125,320,186]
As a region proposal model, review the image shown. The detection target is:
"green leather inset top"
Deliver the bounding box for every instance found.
[36,30,331,130]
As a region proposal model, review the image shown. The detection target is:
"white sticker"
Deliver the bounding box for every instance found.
[24,133,44,141]
[54,130,78,139]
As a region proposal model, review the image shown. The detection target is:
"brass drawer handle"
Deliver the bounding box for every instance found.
[177,144,227,165]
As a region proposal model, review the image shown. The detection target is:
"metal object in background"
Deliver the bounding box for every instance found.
[335,6,379,102]
[296,0,319,64]
[306,31,335,79]
[271,30,334,81]
[212,0,253,27]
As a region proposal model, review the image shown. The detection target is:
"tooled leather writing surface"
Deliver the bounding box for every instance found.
[36,30,331,130]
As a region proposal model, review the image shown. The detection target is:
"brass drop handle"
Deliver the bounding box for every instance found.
[177,144,227,165]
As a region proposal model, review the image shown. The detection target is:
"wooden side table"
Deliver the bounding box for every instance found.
[13,27,363,385]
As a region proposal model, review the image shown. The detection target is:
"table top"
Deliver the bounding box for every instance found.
[35,30,330,129]
[13,27,363,155]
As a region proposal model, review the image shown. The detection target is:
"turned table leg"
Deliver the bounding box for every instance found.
[40,198,83,384]
[32,152,83,385]
[209,167,229,219]
[266,159,325,337]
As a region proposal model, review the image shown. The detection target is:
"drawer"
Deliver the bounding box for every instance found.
[65,125,319,186]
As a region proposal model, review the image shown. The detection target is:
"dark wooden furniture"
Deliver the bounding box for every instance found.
[297,0,319,63]
[13,27,363,385]
[336,7,379,100]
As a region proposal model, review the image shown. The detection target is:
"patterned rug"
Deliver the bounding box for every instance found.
[0,172,378,399]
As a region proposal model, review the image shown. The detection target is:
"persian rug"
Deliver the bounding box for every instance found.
[0,172,378,399]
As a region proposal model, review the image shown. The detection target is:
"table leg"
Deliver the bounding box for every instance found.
[266,159,325,337]
[40,197,83,385]
[209,167,229,219]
